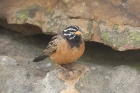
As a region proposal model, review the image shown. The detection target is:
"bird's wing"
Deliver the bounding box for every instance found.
[43,35,61,56]
[33,35,61,62]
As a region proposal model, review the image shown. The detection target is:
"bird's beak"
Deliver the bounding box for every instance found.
[75,31,82,35]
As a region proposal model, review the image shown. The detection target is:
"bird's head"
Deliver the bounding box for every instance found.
[62,25,82,40]
[62,25,83,47]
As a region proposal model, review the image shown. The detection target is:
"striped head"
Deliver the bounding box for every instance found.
[62,25,82,40]
[62,25,83,47]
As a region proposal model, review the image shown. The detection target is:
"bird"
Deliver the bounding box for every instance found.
[33,25,85,74]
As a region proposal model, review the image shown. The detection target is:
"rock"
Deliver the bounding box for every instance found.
[1,56,140,93]
[1,27,140,93]
[0,27,56,77]
[1,0,140,50]
[40,64,140,93]
[0,56,34,93]
[108,66,140,93]
[84,65,140,93]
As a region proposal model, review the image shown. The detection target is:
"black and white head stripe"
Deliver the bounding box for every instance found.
[63,25,81,32]
[62,25,81,40]
[62,25,83,47]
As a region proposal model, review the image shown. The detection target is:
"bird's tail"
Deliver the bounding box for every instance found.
[33,54,48,62]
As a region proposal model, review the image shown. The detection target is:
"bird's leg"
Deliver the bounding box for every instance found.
[57,64,70,76]
[66,63,82,75]
[62,64,80,76]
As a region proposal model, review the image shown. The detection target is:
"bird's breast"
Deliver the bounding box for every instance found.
[50,39,85,65]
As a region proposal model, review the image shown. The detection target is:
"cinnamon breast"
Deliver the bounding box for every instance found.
[50,37,85,65]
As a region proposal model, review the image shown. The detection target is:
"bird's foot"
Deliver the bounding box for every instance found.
[69,69,82,78]
[60,68,82,79]
[58,63,82,79]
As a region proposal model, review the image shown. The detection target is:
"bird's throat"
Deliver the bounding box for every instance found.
[67,36,83,48]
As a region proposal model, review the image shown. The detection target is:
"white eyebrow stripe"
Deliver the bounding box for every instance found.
[63,28,76,32]
[63,33,71,36]
[63,29,67,32]
[63,31,74,35]
[69,28,76,31]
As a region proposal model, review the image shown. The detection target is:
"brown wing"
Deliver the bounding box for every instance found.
[43,35,61,56]
[33,35,61,62]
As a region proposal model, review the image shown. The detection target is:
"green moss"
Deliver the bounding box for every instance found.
[113,24,118,30]
[28,3,38,9]
[17,9,29,20]
[130,31,138,38]
[134,64,140,70]
[124,28,129,32]
[87,20,93,32]
[100,27,140,48]
[17,3,46,20]
[100,32,110,42]
[97,20,106,25]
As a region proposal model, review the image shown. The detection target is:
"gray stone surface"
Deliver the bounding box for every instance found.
[2,56,139,93]
[0,56,34,93]
[40,64,140,93]
[76,65,140,93]
[1,27,140,93]
[41,70,65,93]
[0,56,140,93]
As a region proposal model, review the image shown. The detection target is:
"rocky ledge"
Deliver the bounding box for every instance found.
[0,28,140,93]
[0,56,140,93]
